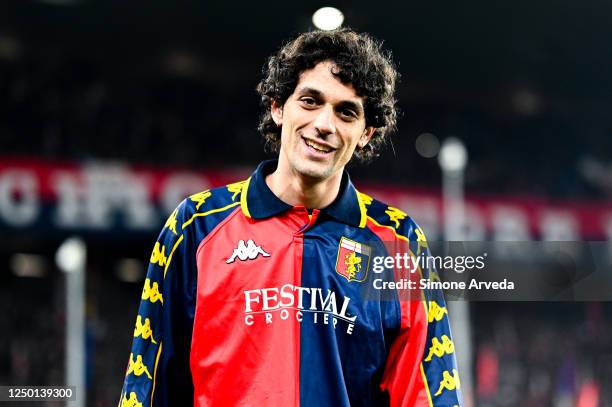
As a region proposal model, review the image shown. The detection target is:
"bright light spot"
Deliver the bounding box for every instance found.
[56,237,86,273]
[415,133,440,158]
[116,258,145,283]
[10,254,47,278]
[312,7,344,31]
[512,88,540,116]
[438,137,468,172]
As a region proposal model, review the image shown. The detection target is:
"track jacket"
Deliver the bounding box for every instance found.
[119,160,462,407]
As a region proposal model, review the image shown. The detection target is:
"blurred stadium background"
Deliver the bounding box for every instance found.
[0,0,611,406]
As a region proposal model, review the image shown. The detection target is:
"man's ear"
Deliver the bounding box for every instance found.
[358,127,376,148]
[271,100,283,126]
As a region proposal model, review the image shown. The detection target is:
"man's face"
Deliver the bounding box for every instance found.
[272,61,374,182]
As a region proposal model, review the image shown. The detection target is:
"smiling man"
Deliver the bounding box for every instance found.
[266,60,375,210]
[119,29,462,407]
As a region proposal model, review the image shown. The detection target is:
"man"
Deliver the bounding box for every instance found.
[120,29,462,406]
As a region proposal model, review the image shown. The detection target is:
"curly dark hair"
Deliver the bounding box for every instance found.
[256,28,399,162]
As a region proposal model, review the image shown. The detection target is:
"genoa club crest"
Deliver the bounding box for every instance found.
[335,237,371,282]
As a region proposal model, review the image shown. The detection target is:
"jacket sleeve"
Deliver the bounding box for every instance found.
[381,224,463,407]
[119,199,197,407]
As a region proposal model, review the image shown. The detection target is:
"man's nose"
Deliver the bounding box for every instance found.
[313,104,336,137]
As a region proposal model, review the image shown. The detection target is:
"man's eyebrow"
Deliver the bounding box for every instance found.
[296,87,323,97]
[296,86,364,114]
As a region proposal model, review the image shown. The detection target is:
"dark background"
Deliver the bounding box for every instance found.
[2,0,612,197]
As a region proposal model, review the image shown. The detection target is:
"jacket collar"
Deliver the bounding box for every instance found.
[240,160,367,228]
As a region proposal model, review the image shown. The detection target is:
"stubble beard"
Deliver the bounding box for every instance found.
[290,155,335,183]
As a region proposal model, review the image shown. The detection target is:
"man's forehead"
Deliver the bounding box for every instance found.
[295,62,363,106]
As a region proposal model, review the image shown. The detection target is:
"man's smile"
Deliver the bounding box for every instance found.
[302,136,337,154]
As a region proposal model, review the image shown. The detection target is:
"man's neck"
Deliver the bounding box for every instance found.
[265,162,343,209]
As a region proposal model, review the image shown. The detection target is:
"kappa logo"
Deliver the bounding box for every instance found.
[226,239,271,263]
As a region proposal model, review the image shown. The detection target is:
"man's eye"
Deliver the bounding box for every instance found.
[300,97,316,106]
[340,109,357,119]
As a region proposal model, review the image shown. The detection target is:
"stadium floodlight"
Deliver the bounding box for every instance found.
[438,137,468,173]
[312,7,344,31]
[438,137,473,406]
[56,237,86,407]
[56,237,86,274]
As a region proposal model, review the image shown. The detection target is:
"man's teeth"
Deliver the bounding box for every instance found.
[305,139,332,153]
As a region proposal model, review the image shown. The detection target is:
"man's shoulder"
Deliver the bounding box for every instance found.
[168,178,248,231]
[183,179,247,213]
[357,190,425,242]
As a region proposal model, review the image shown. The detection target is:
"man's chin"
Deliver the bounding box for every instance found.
[294,162,335,182]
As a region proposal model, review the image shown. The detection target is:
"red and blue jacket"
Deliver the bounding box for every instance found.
[119,160,462,407]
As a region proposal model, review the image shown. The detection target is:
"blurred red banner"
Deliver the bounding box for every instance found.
[0,158,610,239]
